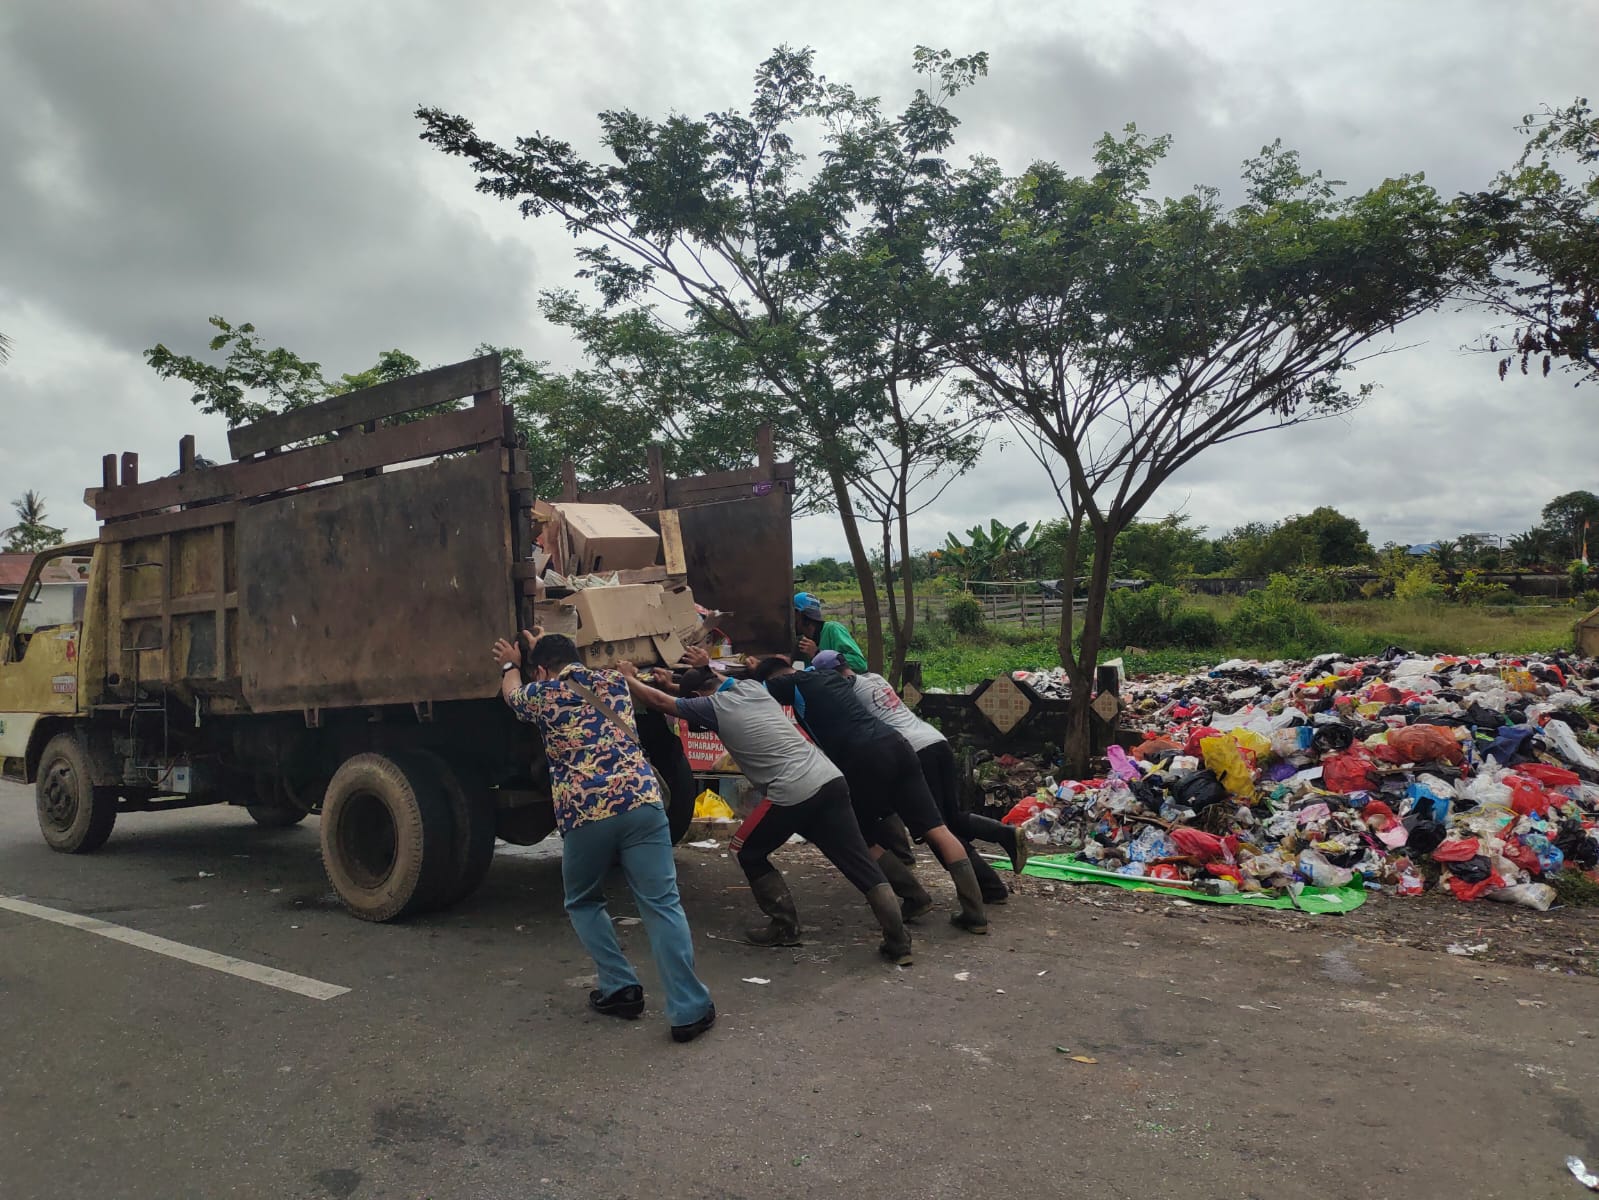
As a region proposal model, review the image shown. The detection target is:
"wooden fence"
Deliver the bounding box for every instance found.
[830,592,1082,632]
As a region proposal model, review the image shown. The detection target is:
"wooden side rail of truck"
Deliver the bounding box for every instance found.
[0,355,795,920]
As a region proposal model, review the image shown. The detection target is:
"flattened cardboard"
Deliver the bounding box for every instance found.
[553,503,659,575]
[534,582,695,667]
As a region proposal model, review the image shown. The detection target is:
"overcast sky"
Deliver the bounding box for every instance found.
[2,0,1594,560]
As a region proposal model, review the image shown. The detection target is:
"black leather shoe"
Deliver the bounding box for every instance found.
[588,985,644,1019]
[670,1004,716,1043]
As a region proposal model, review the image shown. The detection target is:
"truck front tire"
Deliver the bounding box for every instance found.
[319,752,454,922]
[35,733,118,854]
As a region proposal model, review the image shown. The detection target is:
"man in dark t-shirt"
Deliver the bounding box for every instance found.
[752,657,990,934]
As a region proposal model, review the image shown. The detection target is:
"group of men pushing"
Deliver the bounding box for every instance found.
[492,591,1027,1042]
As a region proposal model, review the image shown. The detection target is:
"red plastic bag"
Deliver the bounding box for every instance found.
[1322,747,1378,793]
[1432,837,1481,863]
[1001,797,1046,826]
[1204,863,1244,884]
[1133,736,1181,760]
[1168,827,1232,862]
[1147,863,1181,881]
[1377,725,1463,766]
[1502,839,1541,875]
[1183,726,1221,758]
[1366,683,1403,705]
[1446,870,1504,901]
[1517,762,1579,790]
[1360,798,1402,833]
[1505,775,1553,818]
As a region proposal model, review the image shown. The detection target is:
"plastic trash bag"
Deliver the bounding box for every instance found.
[693,790,737,820]
[1200,736,1257,798]
[1380,725,1464,766]
[1543,718,1599,772]
[1297,848,1354,887]
[1321,747,1378,794]
[1487,882,1557,911]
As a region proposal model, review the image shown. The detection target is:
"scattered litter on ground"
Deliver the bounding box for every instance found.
[742,976,771,985]
[614,916,641,926]
[1068,1055,1098,1065]
[1447,942,1490,956]
[985,650,1598,924]
[197,871,215,878]
[954,971,971,981]
[686,839,721,850]
[1569,1155,1599,1191]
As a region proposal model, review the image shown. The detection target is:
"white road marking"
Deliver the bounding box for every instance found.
[0,896,350,1001]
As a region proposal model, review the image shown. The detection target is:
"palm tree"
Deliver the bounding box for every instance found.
[0,332,12,363]
[1507,527,1556,569]
[1429,539,1460,573]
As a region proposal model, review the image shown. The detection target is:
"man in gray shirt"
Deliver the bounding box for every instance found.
[619,664,912,966]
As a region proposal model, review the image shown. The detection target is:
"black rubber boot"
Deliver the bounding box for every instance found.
[967,812,1029,874]
[744,871,802,947]
[865,883,913,966]
[946,858,989,934]
[875,851,934,922]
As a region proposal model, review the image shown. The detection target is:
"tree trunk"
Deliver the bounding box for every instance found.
[1063,520,1116,778]
[828,462,885,673]
[889,481,916,688]
[882,519,905,685]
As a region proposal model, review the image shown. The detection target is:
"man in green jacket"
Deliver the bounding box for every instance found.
[793,591,867,671]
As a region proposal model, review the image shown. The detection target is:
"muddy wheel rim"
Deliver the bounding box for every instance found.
[40,760,79,830]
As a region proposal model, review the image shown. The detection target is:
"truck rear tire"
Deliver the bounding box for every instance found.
[412,752,496,910]
[247,802,309,829]
[248,773,311,827]
[35,733,118,854]
[319,752,453,922]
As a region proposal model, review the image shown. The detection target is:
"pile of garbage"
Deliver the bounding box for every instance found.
[1001,651,1599,910]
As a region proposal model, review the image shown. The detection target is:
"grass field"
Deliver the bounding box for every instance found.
[881,598,1585,691]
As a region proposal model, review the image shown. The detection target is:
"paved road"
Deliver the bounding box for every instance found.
[1,778,1596,1200]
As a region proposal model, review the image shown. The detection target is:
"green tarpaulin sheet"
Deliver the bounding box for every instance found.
[989,854,1367,915]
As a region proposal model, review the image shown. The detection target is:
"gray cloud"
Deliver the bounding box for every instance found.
[1,0,1595,557]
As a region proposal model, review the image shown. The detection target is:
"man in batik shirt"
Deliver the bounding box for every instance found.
[494,628,715,1043]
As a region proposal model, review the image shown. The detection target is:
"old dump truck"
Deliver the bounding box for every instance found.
[0,355,794,920]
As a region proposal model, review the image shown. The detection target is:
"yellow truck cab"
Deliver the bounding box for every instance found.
[0,544,119,850]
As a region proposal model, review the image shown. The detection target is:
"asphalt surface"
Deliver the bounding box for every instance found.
[1,777,1597,1200]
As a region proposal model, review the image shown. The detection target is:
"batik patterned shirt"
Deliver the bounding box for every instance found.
[507,664,662,834]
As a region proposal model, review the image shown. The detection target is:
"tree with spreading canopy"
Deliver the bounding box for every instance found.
[1541,489,1599,561]
[946,129,1491,772]
[417,45,992,675]
[3,491,67,554]
[1469,99,1599,386]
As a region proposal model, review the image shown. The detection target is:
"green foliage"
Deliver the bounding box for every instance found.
[1454,569,1516,606]
[1113,513,1215,583]
[1569,558,1591,594]
[1102,584,1220,649]
[795,557,854,585]
[3,492,66,554]
[946,593,985,636]
[1471,99,1599,387]
[938,520,1044,584]
[1581,588,1599,610]
[1395,561,1448,603]
[145,316,330,427]
[1223,576,1339,656]
[1285,567,1359,603]
[1221,507,1373,577]
[1543,490,1599,560]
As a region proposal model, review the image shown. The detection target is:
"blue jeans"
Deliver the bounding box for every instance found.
[561,802,713,1027]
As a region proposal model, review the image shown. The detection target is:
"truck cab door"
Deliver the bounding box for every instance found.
[0,545,94,764]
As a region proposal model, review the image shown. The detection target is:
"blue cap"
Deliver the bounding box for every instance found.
[811,650,844,671]
[793,591,824,620]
